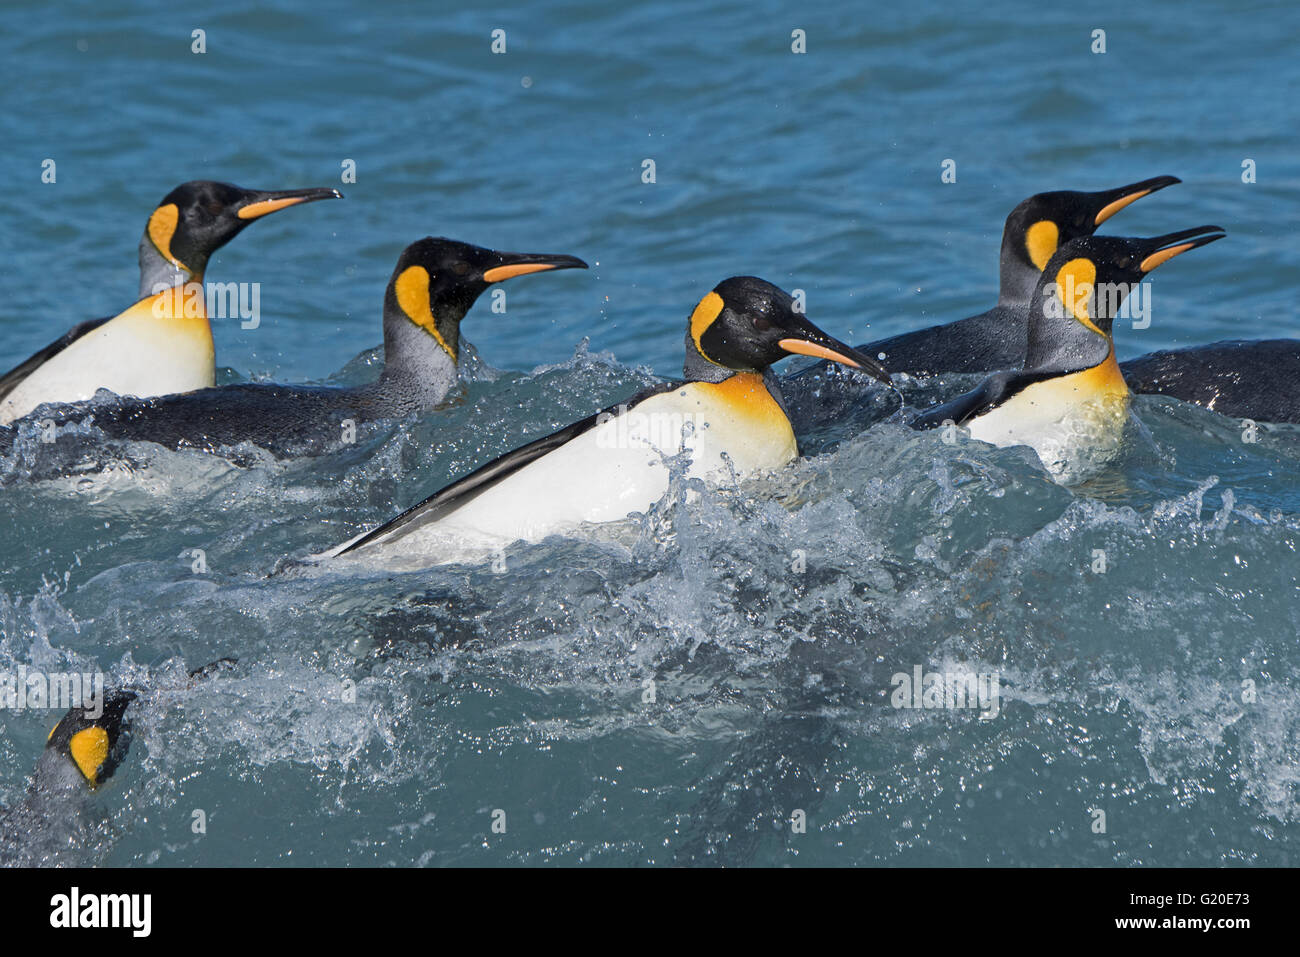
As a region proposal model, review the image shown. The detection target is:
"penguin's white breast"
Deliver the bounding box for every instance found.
[369,379,798,559]
[0,293,215,424]
[966,366,1130,477]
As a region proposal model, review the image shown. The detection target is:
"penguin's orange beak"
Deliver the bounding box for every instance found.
[237,187,344,220]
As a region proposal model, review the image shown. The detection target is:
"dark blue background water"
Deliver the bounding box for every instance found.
[1,1,1297,866]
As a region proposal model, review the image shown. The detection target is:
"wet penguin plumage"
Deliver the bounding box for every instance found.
[8,238,587,459]
[911,225,1227,479]
[1120,338,1300,424]
[321,277,892,567]
[0,180,341,425]
[789,176,1181,379]
[0,659,236,865]
[0,690,135,866]
[39,691,137,792]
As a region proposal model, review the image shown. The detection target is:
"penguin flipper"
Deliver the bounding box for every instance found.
[909,370,1055,431]
[333,409,608,555]
[332,382,684,557]
[0,317,113,404]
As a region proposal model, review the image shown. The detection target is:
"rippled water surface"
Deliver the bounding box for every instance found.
[1,0,1298,865]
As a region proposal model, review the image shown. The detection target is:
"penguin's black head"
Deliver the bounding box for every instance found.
[385,237,588,360]
[1032,225,1226,338]
[687,276,892,384]
[145,180,343,278]
[1000,176,1181,303]
[44,690,137,790]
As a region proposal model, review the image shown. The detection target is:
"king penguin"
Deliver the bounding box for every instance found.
[0,180,342,425]
[911,225,1226,480]
[0,690,135,865]
[788,175,1181,379]
[317,277,892,568]
[7,238,587,460]
[0,659,235,865]
[1119,338,1300,424]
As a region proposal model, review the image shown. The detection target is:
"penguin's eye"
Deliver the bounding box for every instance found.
[205,201,223,216]
[1115,255,1132,269]
[451,261,471,276]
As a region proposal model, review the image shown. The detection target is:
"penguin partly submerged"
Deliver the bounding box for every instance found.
[0,180,342,426]
[911,225,1227,481]
[0,659,235,865]
[788,175,1181,380]
[0,689,135,866]
[2,238,587,460]
[1120,339,1300,424]
[315,276,893,568]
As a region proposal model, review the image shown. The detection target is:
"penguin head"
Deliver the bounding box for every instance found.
[1000,175,1181,304]
[143,180,343,280]
[685,276,892,384]
[384,237,588,362]
[43,690,137,790]
[1025,225,1225,369]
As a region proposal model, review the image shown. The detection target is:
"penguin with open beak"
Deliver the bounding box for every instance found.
[911,225,1226,480]
[789,175,1182,379]
[320,276,891,567]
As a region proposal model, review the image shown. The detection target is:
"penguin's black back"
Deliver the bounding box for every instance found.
[787,304,1026,380]
[858,305,1027,376]
[1121,339,1300,424]
[1,381,414,466]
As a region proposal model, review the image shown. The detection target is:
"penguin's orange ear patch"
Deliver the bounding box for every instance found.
[1025,220,1059,271]
[1054,258,1102,335]
[394,265,456,360]
[147,203,189,273]
[69,726,110,786]
[689,291,726,365]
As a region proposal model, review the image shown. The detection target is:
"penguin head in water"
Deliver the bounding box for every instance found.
[42,690,137,791]
[141,180,343,286]
[1025,225,1226,372]
[684,276,893,385]
[383,237,588,366]
[999,175,1182,306]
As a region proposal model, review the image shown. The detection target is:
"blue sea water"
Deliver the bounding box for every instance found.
[0,0,1298,865]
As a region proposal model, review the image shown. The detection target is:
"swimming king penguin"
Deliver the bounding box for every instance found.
[8,238,587,461]
[910,225,1227,480]
[38,690,137,793]
[0,658,236,866]
[316,277,893,568]
[0,180,342,425]
[788,175,1182,379]
[1119,338,1300,424]
[0,689,135,866]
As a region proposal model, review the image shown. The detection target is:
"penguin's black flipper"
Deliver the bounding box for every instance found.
[187,658,239,682]
[334,383,682,556]
[909,370,1057,431]
[0,317,113,404]
[334,410,609,555]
